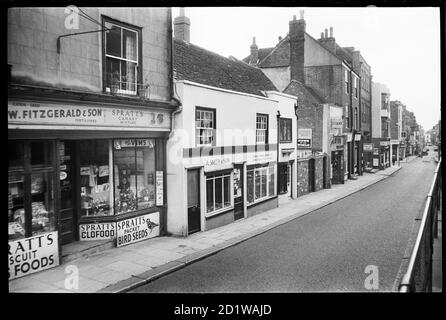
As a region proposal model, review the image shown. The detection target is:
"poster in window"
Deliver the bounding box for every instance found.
[233,168,242,197]
[156,171,163,206]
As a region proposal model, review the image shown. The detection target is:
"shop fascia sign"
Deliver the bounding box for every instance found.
[8,231,59,280]
[380,141,390,146]
[345,133,353,142]
[8,101,171,130]
[363,143,373,152]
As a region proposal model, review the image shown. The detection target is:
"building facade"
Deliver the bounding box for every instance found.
[371,82,391,169]
[8,7,177,280]
[390,100,405,164]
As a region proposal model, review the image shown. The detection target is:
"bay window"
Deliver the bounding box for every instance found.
[206,172,232,215]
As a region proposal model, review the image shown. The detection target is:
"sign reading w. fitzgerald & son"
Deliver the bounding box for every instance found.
[8,101,171,131]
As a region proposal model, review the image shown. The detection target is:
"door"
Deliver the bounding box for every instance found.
[322,156,327,188]
[59,140,76,245]
[308,158,315,192]
[233,165,244,220]
[278,163,289,195]
[187,169,201,234]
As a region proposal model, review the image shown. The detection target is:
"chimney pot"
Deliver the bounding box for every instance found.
[252,37,256,45]
[174,9,191,43]
[321,32,324,39]
[330,26,333,38]
[324,29,328,38]
[278,36,282,42]
[179,7,185,17]
[299,10,304,20]
[293,15,296,20]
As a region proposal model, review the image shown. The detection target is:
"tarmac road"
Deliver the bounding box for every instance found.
[131,151,438,292]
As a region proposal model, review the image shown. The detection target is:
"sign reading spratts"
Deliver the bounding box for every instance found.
[116,212,160,247]
[79,223,116,241]
[114,139,154,149]
[8,101,171,130]
[8,231,59,280]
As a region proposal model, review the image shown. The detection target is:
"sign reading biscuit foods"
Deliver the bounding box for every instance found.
[79,223,116,241]
[116,212,160,247]
[8,101,170,130]
[8,231,59,280]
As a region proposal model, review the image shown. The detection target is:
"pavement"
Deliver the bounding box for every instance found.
[9,164,403,293]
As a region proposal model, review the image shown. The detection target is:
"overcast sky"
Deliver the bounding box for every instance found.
[173,7,440,131]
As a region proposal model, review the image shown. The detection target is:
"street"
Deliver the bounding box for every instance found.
[131,151,438,292]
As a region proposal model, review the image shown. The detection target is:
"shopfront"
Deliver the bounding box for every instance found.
[330,135,345,184]
[8,98,171,279]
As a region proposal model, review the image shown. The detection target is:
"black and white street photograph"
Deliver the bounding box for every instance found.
[6,1,443,303]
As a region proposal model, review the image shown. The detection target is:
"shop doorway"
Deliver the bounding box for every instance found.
[322,156,327,188]
[187,169,201,234]
[233,164,244,221]
[278,163,289,195]
[331,152,344,184]
[308,158,315,192]
[59,141,77,245]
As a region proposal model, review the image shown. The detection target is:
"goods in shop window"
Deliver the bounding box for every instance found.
[13,208,25,225]
[31,175,44,194]
[9,222,25,239]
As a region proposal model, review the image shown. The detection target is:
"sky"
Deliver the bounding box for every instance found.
[172,7,441,131]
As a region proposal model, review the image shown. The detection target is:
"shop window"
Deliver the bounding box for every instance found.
[104,19,141,95]
[206,172,232,215]
[8,141,56,241]
[279,118,292,143]
[195,107,215,146]
[80,140,111,217]
[256,114,269,144]
[247,164,275,204]
[113,139,156,214]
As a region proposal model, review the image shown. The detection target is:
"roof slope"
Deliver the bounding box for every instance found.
[283,80,326,105]
[174,39,277,96]
[242,47,275,64]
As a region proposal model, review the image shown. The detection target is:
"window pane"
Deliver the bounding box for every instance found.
[261,169,267,198]
[223,175,230,207]
[215,177,223,211]
[106,57,121,88]
[114,142,137,214]
[255,170,261,200]
[9,141,24,169]
[80,140,111,217]
[9,171,25,241]
[123,29,137,61]
[136,140,156,210]
[30,141,53,167]
[268,166,275,196]
[247,170,254,204]
[31,172,56,237]
[206,178,214,213]
[121,61,136,92]
[106,24,122,57]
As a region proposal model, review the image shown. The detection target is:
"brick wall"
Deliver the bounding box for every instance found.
[297,155,330,197]
[297,104,323,152]
[297,159,309,196]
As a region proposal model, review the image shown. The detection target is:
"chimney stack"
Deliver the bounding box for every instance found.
[324,28,328,38]
[329,26,333,38]
[173,7,191,43]
[319,27,336,54]
[249,36,259,65]
[320,32,324,39]
[289,12,306,83]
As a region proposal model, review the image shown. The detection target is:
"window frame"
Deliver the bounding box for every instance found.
[195,106,216,147]
[256,113,269,145]
[279,117,292,143]
[247,164,276,205]
[205,171,233,217]
[345,69,350,94]
[102,16,143,95]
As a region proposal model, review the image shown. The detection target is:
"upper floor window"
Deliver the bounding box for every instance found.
[195,107,215,146]
[279,118,292,143]
[345,69,350,94]
[103,19,141,96]
[256,114,269,144]
[354,77,358,98]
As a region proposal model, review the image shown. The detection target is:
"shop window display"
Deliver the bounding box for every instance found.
[247,164,276,205]
[206,172,231,215]
[8,141,56,241]
[79,140,111,217]
[113,139,156,214]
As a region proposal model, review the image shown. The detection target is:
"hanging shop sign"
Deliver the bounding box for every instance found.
[297,139,311,148]
[156,171,164,206]
[354,134,361,141]
[79,222,116,241]
[363,144,373,152]
[8,101,171,130]
[373,158,379,167]
[380,141,390,147]
[373,148,379,155]
[116,212,160,247]
[345,133,353,142]
[330,118,343,129]
[8,231,59,280]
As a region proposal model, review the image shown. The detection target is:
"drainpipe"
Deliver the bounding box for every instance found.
[169,7,183,137]
[277,109,281,198]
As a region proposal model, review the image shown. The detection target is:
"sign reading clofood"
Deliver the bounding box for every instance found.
[8,231,59,280]
[79,223,116,241]
[116,212,160,247]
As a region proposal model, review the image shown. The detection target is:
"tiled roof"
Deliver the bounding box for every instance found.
[174,39,277,96]
[258,36,290,68]
[283,80,325,105]
[242,47,275,64]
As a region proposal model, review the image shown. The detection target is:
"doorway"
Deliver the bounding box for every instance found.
[233,164,244,221]
[59,140,77,245]
[187,169,201,234]
[322,156,327,188]
[308,158,315,192]
[278,163,289,195]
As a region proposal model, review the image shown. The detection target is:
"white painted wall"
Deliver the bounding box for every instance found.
[371,82,391,138]
[166,80,279,236]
